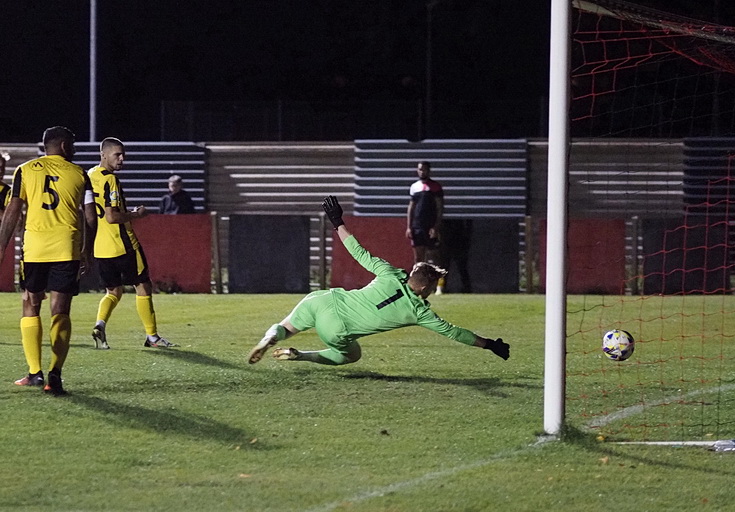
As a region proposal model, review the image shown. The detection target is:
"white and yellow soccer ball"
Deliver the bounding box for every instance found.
[602,329,635,361]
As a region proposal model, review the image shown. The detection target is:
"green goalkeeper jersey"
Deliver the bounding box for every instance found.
[331,235,477,345]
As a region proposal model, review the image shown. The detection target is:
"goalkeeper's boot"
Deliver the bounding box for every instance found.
[248,335,279,364]
[273,347,300,361]
[92,325,110,350]
[14,371,44,387]
[144,336,178,348]
[43,369,67,396]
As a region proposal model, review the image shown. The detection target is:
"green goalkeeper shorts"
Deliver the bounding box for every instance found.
[288,290,357,352]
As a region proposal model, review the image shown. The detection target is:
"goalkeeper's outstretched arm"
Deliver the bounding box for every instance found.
[322,195,395,277]
[335,224,351,243]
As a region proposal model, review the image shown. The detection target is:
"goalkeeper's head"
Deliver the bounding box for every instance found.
[408,262,448,298]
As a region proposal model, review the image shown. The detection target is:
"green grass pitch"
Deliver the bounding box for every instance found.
[1,293,733,511]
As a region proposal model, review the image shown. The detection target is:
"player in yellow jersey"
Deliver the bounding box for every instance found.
[88,137,175,349]
[0,126,97,395]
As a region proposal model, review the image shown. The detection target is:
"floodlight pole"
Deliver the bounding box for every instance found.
[425,1,436,139]
[544,0,571,437]
[89,0,97,142]
[425,0,448,140]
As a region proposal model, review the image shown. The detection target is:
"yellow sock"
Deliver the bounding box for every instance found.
[49,314,71,370]
[20,316,43,374]
[97,293,119,324]
[136,295,157,336]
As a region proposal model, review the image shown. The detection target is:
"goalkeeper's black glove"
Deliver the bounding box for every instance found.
[322,195,344,229]
[483,337,510,360]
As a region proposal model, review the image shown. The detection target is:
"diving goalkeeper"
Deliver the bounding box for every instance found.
[247,196,510,366]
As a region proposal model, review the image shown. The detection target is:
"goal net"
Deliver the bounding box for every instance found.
[564,0,735,442]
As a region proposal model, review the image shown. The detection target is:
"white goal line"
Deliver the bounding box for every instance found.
[582,382,735,448]
[613,441,717,447]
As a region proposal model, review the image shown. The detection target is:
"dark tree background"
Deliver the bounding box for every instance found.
[0,1,732,141]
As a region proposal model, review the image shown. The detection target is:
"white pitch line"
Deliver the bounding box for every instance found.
[584,383,735,430]
[583,383,735,448]
[614,441,716,446]
[305,437,556,512]
[307,383,735,512]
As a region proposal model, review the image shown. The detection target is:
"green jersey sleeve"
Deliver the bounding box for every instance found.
[344,234,404,278]
[416,306,478,346]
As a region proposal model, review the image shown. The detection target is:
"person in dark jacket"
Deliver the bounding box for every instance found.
[159,174,195,214]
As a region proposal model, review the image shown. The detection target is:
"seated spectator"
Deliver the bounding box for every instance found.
[159,174,195,214]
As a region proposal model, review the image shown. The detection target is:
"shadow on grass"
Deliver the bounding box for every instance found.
[67,392,268,449]
[142,348,245,370]
[561,425,735,476]
[339,370,537,396]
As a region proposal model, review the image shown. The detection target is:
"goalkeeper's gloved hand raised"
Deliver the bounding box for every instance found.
[483,337,510,360]
[322,195,344,229]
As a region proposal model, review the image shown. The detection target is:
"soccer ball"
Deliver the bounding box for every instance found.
[602,329,635,361]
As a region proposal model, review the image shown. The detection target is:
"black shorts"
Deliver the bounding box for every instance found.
[20,261,81,295]
[410,227,439,249]
[98,246,151,288]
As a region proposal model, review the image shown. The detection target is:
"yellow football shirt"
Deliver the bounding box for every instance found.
[12,154,90,262]
[88,165,140,258]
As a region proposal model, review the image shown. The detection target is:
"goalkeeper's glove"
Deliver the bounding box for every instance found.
[483,337,510,360]
[322,195,344,229]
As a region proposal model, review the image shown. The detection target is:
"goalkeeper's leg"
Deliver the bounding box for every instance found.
[248,322,299,364]
[258,289,362,365]
[248,289,329,364]
[276,341,361,365]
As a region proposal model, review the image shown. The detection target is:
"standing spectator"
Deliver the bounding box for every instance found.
[0,126,97,395]
[88,137,176,350]
[159,174,195,214]
[406,161,445,292]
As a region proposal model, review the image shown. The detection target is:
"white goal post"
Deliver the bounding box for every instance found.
[543,0,735,438]
[543,0,571,437]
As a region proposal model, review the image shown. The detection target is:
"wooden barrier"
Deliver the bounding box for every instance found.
[330,216,520,293]
[329,216,414,290]
[228,215,311,293]
[0,242,13,291]
[538,218,627,294]
[132,214,212,293]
